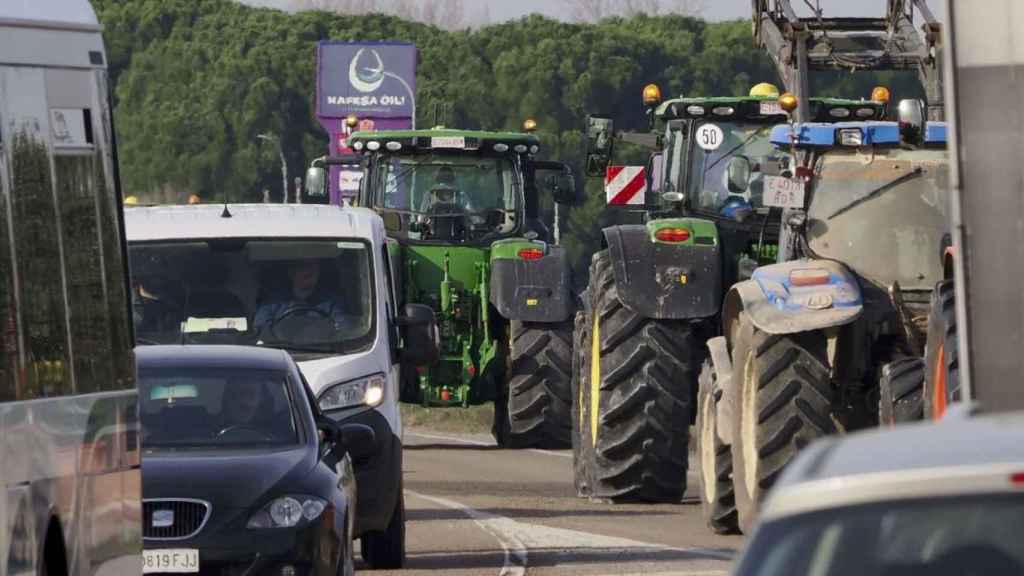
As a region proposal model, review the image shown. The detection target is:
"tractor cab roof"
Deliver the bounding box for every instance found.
[348,128,540,155]
[656,96,887,123]
[770,121,948,148]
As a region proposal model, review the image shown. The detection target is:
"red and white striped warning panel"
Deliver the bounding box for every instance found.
[605,166,647,206]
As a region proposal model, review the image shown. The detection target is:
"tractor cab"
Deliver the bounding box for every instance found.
[335,127,575,246]
[769,104,950,298]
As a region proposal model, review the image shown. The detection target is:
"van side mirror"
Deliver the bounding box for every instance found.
[305,166,327,198]
[584,115,615,177]
[397,303,439,366]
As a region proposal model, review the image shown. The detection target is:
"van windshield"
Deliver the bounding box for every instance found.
[128,239,375,355]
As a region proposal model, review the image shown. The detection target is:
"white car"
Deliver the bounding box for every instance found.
[125,203,437,569]
[731,405,1024,576]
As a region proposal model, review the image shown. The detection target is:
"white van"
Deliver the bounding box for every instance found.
[124,203,437,568]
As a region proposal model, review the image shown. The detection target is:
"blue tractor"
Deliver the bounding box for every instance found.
[701,100,950,532]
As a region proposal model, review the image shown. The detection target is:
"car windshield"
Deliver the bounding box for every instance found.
[685,120,788,216]
[806,148,949,290]
[139,367,300,449]
[371,153,521,243]
[129,239,375,354]
[735,495,1024,576]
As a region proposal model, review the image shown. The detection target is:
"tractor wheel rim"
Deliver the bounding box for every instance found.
[700,395,717,503]
[741,349,759,499]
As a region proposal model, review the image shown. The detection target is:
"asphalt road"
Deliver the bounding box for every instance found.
[358,429,743,576]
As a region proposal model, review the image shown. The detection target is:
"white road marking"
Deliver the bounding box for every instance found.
[406,489,734,576]
[407,489,527,576]
[406,431,573,458]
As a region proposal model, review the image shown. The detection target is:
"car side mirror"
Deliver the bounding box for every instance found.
[337,422,375,460]
[305,166,327,198]
[726,156,752,193]
[397,303,439,366]
[584,115,615,177]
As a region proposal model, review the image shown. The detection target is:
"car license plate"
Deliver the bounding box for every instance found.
[763,175,806,208]
[760,100,784,115]
[143,549,199,574]
[431,136,465,149]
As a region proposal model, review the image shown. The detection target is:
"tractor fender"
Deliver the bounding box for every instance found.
[489,240,574,323]
[602,220,722,320]
[706,335,735,445]
[723,259,863,337]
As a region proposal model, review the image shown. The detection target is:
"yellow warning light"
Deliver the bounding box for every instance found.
[523,118,538,133]
[778,92,799,113]
[871,86,892,104]
[345,114,359,128]
[749,82,780,98]
[124,195,138,205]
[642,83,663,107]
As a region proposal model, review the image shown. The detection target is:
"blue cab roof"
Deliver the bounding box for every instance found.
[770,121,948,147]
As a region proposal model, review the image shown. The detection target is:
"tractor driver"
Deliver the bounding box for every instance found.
[422,165,475,213]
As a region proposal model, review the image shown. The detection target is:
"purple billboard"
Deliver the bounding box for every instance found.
[316,42,418,205]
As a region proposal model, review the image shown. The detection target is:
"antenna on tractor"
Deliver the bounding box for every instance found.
[221,187,232,218]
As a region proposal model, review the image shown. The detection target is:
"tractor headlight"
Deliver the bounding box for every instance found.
[319,373,386,411]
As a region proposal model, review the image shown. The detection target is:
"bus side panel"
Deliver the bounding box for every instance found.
[0,59,141,576]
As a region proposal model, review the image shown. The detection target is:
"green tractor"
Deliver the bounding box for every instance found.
[309,125,580,448]
[573,83,889,503]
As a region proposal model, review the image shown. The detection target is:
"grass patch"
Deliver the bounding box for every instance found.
[400,401,495,435]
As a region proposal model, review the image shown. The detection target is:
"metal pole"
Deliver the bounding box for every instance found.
[294,177,303,204]
[553,203,560,245]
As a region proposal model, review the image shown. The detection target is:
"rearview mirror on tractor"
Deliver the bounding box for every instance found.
[585,115,615,177]
[726,156,752,193]
[397,303,439,367]
[305,166,326,198]
[533,161,580,205]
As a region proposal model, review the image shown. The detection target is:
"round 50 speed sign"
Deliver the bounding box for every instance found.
[696,123,724,151]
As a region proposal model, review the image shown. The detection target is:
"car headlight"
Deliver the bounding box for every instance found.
[318,373,386,411]
[247,496,327,529]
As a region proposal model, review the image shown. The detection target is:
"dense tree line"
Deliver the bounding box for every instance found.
[94,0,923,284]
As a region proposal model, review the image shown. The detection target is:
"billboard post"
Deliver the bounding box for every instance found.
[315,41,417,204]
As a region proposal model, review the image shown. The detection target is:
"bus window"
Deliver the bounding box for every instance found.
[0,151,16,403]
[55,153,116,393]
[10,131,70,398]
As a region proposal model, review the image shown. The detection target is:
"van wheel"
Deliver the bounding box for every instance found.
[360,491,405,569]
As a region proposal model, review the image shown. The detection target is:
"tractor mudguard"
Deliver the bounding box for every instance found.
[603,221,722,320]
[489,241,574,323]
[724,259,863,336]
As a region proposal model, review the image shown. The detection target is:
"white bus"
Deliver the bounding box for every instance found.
[0,1,141,575]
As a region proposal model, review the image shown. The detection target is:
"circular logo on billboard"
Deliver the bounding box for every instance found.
[349,48,385,93]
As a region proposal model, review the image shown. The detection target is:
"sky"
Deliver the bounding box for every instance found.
[243,0,946,25]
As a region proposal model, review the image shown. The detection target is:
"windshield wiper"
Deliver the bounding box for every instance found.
[257,341,339,355]
[826,167,924,221]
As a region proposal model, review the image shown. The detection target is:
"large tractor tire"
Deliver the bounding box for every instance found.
[879,357,925,425]
[586,250,699,502]
[730,313,834,532]
[924,280,960,420]
[571,308,592,497]
[696,359,739,534]
[503,320,573,448]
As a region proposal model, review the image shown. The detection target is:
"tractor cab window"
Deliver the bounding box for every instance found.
[685,120,790,219]
[371,153,522,244]
[805,148,949,291]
